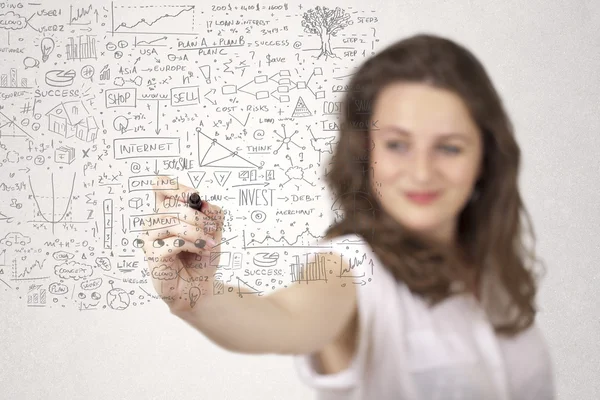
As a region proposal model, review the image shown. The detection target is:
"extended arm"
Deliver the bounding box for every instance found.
[172,252,357,355]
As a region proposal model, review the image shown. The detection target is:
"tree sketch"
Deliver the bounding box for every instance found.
[301,6,352,60]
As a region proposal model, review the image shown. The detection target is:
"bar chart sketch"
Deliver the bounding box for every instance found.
[66,35,97,60]
[0,68,30,89]
[290,253,327,283]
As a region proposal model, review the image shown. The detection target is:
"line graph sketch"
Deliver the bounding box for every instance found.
[243,227,328,249]
[110,3,196,35]
[339,252,373,278]
[134,36,168,47]
[12,258,49,281]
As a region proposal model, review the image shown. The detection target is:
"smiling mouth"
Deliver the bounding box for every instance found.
[404,191,441,205]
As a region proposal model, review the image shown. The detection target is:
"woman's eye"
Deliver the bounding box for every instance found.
[385,141,407,150]
[440,145,462,154]
[383,142,462,154]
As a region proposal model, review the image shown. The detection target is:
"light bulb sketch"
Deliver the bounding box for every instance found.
[189,286,201,307]
[40,37,55,63]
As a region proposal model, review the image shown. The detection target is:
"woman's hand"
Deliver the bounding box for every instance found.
[139,179,224,314]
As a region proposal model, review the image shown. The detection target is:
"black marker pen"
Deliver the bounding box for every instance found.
[187,192,203,212]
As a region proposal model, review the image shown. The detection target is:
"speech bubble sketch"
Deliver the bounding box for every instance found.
[23,57,39,69]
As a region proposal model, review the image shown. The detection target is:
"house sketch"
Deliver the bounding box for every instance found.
[46,100,98,142]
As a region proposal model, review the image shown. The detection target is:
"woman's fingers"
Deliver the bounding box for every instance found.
[196,201,224,244]
[201,200,224,223]
[145,234,212,311]
[155,195,208,231]
[151,176,222,232]
[152,176,201,208]
[144,235,206,284]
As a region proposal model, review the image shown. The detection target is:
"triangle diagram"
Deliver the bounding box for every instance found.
[0,112,32,139]
[236,276,263,296]
[196,128,259,168]
[292,96,312,117]
[213,171,231,187]
[187,171,206,189]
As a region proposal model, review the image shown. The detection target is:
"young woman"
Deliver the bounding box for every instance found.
[141,33,555,399]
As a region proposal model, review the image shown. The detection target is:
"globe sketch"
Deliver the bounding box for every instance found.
[106,288,130,310]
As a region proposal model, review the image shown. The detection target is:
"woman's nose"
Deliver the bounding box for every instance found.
[409,152,435,183]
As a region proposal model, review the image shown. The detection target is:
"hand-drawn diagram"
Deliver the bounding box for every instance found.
[40,37,55,62]
[46,101,99,142]
[0,1,381,310]
[111,4,196,35]
[1,67,31,88]
[301,6,352,60]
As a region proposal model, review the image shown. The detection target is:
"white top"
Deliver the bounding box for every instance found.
[293,233,555,400]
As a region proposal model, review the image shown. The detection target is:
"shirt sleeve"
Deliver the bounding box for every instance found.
[292,234,376,391]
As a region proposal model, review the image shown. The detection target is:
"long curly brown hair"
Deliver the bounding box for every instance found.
[323,33,547,336]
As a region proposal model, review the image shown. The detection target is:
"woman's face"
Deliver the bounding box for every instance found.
[369,82,483,244]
